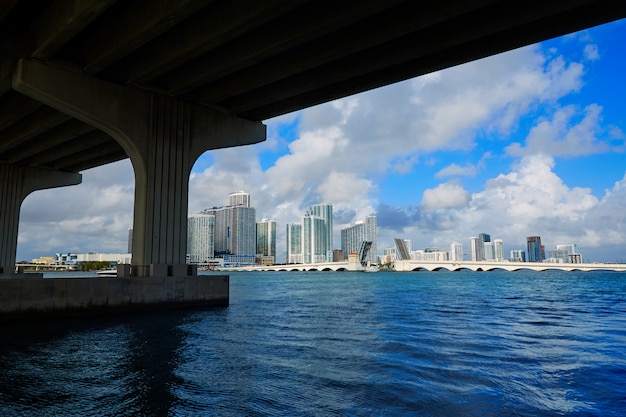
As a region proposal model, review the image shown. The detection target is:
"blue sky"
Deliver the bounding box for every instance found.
[17,19,626,263]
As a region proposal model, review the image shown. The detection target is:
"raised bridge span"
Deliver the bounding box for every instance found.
[1,1,625,280]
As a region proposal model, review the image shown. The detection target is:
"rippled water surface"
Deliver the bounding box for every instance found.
[1,270,625,416]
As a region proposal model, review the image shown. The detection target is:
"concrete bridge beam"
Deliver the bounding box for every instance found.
[11,59,265,276]
[0,163,81,277]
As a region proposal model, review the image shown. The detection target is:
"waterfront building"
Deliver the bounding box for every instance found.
[303,214,327,263]
[55,252,131,266]
[187,213,215,264]
[307,204,333,262]
[333,249,344,262]
[527,236,544,262]
[412,249,448,261]
[509,249,526,262]
[548,244,582,263]
[484,242,495,261]
[286,222,303,264]
[256,218,277,262]
[469,237,479,261]
[450,242,463,261]
[203,191,256,265]
[340,213,377,264]
[494,239,504,261]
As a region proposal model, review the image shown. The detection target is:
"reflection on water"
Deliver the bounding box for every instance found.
[1,271,625,416]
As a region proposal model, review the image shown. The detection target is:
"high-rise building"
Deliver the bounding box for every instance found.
[256,218,276,260]
[469,237,479,261]
[187,213,215,264]
[203,191,256,264]
[286,222,303,264]
[340,213,377,263]
[478,233,490,261]
[303,214,327,263]
[494,239,504,261]
[307,204,333,261]
[527,236,543,262]
[450,242,463,261]
[484,242,495,261]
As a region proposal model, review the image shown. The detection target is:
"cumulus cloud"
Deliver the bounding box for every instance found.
[421,182,470,210]
[506,104,610,157]
[374,155,625,260]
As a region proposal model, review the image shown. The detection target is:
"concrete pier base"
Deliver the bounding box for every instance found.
[0,275,228,322]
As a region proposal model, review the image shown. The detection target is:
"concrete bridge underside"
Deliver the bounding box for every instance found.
[1,1,625,284]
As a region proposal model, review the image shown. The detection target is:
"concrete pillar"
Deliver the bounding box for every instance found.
[12,59,265,276]
[0,163,81,277]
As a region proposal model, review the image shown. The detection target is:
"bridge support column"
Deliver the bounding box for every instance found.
[0,163,81,277]
[12,59,265,277]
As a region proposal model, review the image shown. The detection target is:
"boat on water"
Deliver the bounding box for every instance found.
[365,265,379,272]
[96,269,117,277]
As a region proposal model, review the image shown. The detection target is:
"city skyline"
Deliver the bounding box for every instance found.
[14,19,626,264]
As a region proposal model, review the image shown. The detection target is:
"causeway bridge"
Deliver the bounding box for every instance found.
[225,260,626,273]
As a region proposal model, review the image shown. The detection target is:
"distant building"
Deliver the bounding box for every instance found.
[527,236,544,262]
[286,222,303,264]
[411,249,448,261]
[469,237,479,261]
[187,213,215,264]
[510,249,526,262]
[450,242,463,261]
[548,244,582,263]
[307,204,333,262]
[340,213,377,264]
[494,239,504,261]
[333,249,344,262]
[303,213,327,263]
[256,218,277,262]
[203,191,256,264]
[55,252,131,266]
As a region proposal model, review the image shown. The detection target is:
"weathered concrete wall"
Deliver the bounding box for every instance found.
[0,275,228,321]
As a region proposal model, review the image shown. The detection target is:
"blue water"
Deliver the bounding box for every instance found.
[1,270,625,416]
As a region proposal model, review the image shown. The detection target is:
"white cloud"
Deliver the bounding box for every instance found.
[506,104,610,157]
[421,182,470,210]
[584,44,600,61]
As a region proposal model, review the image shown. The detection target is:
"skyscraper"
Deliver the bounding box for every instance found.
[286,222,303,264]
[478,233,490,261]
[187,213,215,264]
[494,239,504,261]
[303,213,327,263]
[256,218,277,260]
[469,237,479,261]
[450,242,463,261]
[307,204,333,261]
[527,236,543,262]
[203,191,256,265]
[340,213,377,263]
